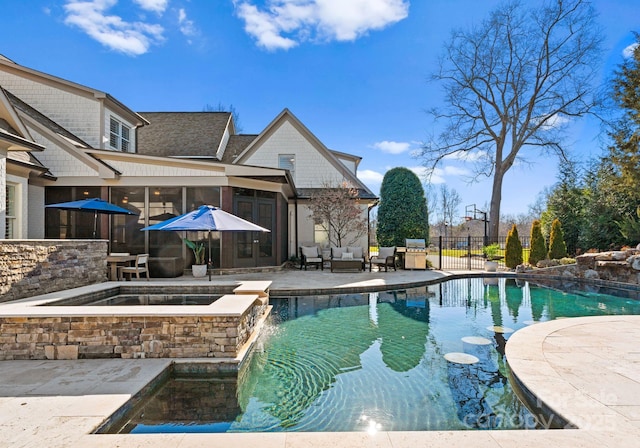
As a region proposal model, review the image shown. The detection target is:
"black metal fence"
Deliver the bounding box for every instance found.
[431,235,531,270]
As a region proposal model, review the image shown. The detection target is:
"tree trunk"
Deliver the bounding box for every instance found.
[489,169,504,243]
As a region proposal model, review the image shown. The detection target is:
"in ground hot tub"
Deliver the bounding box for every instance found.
[0,281,272,361]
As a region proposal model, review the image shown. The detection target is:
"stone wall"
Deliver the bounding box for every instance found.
[527,249,640,285]
[0,240,107,302]
[0,303,268,360]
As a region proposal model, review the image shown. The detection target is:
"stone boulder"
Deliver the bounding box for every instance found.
[595,251,628,261]
[628,255,640,271]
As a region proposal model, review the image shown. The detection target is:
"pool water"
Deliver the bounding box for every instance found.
[116,278,640,433]
[42,294,221,306]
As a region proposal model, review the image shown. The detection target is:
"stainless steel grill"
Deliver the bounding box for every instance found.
[404,238,426,269]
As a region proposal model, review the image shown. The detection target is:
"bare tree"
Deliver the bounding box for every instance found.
[440,184,462,228]
[204,103,243,133]
[420,0,602,242]
[307,181,368,247]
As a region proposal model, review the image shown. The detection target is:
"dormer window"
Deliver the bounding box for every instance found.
[110,117,130,151]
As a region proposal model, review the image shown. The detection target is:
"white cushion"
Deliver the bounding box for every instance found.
[331,247,345,258]
[306,257,322,263]
[342,252,354,260]
[347,246,363,258]
[378,247,395,258]
[301,246,318,257]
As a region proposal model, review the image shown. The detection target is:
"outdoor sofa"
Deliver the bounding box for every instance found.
[330,246,366,272]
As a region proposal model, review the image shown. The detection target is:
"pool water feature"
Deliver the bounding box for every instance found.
[107,277,640,433]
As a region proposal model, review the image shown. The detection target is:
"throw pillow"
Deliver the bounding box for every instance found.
[342,252,354,260]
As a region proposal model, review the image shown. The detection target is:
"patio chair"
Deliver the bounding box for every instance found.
[369,246,397,272]
[119,253,150,280]
[299,246,324,270]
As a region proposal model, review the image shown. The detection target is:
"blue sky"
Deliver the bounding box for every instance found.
[2,0,639,219]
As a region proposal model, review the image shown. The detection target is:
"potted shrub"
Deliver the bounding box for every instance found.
[482,243,501,272]
[184,238,207,277]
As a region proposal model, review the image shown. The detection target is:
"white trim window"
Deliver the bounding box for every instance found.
[278,154,295,178]
[109,117,131,151]
[5,184,16,239]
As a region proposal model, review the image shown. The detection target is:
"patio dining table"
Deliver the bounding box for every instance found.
[106,254,137,281]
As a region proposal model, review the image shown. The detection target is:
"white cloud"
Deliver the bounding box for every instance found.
[358,169,385,184]
[234,0,409,50]
[64,0,165,56]
[443,165,470,176]
[133,0,168,14]
[235,2,298,50]
[623,42,638,59]
[416,165,471,185]
[178,8,197,38]
[372,140,411,155]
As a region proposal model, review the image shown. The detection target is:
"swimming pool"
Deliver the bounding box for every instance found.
[108,277,640,433]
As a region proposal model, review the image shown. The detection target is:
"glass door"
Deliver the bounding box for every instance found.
[233,190,276,267]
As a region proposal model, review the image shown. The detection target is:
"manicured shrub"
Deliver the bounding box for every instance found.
[377,167,429,247]
[548,218,567,259]
[505,224,523,268]
[529,219,547,266]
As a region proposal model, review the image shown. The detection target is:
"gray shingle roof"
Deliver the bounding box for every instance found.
[220,134,258,163]
[137,112,231,158]
[297,188,378,201]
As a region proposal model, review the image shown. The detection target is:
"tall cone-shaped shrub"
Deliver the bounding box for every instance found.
[548,218,567,259]
[529,220,547,266]
[505,224,523,268]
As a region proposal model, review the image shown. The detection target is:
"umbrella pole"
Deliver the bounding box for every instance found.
[208,231,212,281]
[93,210,98,239]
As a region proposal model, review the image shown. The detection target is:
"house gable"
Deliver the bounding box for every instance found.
[0,56,146,150]
[233,109,375,199]
[6,92,119,179]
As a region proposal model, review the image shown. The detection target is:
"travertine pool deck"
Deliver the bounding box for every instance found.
[0,269,639,447]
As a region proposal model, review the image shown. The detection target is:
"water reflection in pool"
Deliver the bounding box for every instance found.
[113,278,640,433]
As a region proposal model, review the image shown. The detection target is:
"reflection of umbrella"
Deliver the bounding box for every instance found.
[141,205,270,280]
[45,197,139,238]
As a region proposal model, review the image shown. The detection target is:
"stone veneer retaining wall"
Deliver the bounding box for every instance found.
[526,249,640,285]
[0,240,107,303]
[0,302,268,361]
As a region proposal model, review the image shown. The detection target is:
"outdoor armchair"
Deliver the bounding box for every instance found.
[369,246,397,272]
[299,246,324,270]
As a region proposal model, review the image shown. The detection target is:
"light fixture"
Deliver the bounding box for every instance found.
[83,189,89,196]
[153,189,160,196]
[122,196,128,204]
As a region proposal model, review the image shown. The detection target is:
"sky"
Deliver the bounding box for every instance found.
[1,0,639,222]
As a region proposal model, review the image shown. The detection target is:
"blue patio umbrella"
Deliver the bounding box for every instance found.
[45,198,139,238]
[141,205,270,280]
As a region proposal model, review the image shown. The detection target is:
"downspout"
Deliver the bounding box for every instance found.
[294,197,299,258]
